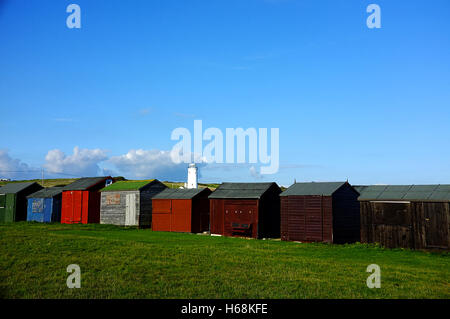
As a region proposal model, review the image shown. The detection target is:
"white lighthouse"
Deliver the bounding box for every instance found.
[186,163,198,189]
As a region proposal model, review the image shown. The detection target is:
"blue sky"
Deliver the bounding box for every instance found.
[0,0,449,186]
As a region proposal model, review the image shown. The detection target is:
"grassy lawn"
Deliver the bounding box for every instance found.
[0,223,448,299]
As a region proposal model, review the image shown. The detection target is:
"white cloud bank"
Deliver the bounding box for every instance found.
[109,149,201,181]
[1,147,206,181]
[0,150,37,179]
[43,146,108,177]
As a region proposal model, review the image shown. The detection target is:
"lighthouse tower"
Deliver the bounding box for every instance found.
[187,163,198,189]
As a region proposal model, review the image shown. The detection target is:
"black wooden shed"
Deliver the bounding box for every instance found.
[280,182,360,244]
[359,185,450,249]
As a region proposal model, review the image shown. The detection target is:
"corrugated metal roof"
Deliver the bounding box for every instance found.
[27,187,64,198]
[353,185,368,194]
[62,177,111,191]
[376,185,412,200]
[358,184,450,201]
[280,182,347,197]
[0,182,39,194]
[100,180,156,192]
[208,182,276,199]
[153,188,209,199]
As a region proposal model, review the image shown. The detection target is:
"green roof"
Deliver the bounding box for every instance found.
[353,185,368,194]
[27,187,64,198]
[100,180,156,192]
[62,177,111,191]
[0,182,41,194]
[209,182,278,199]
[280,182,348,197]
[153,188,211,199]
[358,185,450,201]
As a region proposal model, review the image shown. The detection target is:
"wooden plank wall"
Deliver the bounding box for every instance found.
[360,201,450,249]
[100,191,140,226]
[280,195,332,243]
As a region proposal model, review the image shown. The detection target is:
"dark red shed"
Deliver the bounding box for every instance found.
[61,176,112,224]
[209,183,281,239]
[280,182,360,244]
[152,188,211,233]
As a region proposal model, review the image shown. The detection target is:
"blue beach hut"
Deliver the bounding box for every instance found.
[27,187,63,223]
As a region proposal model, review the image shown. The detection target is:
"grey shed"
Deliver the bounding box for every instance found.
[99,180,167,227]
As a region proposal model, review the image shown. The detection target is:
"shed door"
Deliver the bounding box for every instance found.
[125,193,137,226]
[6,194,16,222]
[171,200,191,232]
[73,192,83,223]
[424,203,449,249]
[152,199,171,231]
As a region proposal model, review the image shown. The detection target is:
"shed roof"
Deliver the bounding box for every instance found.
[0,182,40,194]
[280,182,348,197]
[153,188,210,199]
[353,185,368,194]
[358,185,450,201]
[100,180,156,192]
[27,187,64,198]
[62,177,111,191]
[208,182,277,199]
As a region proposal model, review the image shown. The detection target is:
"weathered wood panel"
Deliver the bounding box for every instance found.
[100,191,140,226]
[360,201,450,250]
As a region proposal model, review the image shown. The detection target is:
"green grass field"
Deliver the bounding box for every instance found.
[0,223,448,299]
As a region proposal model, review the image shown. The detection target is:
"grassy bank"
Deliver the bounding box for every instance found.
[0,223,448,299]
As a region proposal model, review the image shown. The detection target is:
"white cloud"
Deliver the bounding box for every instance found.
[44,146,108,176]
[2,146,208,181]
[0,150,37,179]
[109,149,203,181]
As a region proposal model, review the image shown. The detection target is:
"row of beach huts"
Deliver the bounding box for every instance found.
[0,177,449,250]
